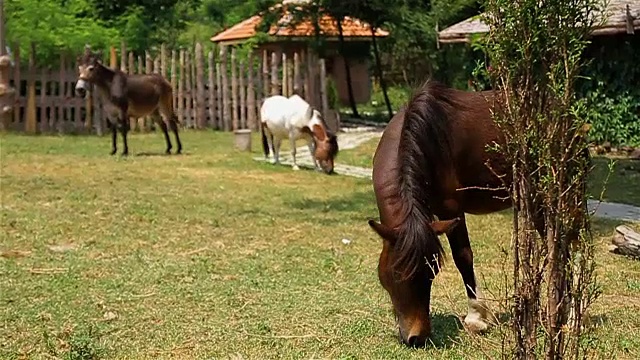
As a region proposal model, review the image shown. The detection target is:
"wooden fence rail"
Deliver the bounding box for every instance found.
[5,42,330,135]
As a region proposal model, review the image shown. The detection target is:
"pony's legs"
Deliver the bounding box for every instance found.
[444,214,491,332]
[289,133,299,171]
[307,139,320,171]
[168,116,182,154]
[273,138,282,165]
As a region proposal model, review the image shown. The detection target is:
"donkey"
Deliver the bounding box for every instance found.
[75,46,182,156]
[260,94,339,174]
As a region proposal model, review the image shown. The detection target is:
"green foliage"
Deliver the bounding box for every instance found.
[5,0,118,64]
[576,36,640,147]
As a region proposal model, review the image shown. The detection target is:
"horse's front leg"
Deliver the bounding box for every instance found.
[273,137,282,165]
[307,139,320,171]
[119,108,129,156]
[107,119,118,155]
[444,214,492,333]
[289,132,300,171]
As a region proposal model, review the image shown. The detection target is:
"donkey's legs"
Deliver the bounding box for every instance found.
[289,133,300,171]
[444,214,491,332]
[108,120,118,155]
[153,113,172,154]
[168,116,182,154]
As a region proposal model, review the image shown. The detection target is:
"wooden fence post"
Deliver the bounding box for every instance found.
[120,41,127,72]
[319,58,330,123]
[161,44,167,79]
[302,49,309,101]
[178,49,185,126]
[24,43,36,134]
[262,50,269,99]
[171,50,177,111]
[208,50,217,129]
[282,52,288,97]
[39,66,48,132]
[185,50,193,128]
[220,45,230,131]
[216,62,223,130]
[195,42,206,129]
[109,46,117,69]
[12,44,20,127]
[247,52,256,131]
[128,52,135,75]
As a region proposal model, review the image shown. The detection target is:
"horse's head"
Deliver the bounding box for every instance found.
[368,218,460,347]
[310,110,339,174]
[75,45,103,97]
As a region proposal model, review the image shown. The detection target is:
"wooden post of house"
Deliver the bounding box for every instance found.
[216,61,222,130]
[220,45,230,131]
[195,42,206,129]
[270,52,279,96]
[231,47,238,130]
[247,52,257,131]
[293,52,301,95]
[301,50,309,101]
[12,45,20,127]
[207,51,216,129]
[286,54,293,97]
[39,66,48,132]
[24,43,36,134]
[239,60,247,129]
[178,49,185,126]
[262,50,269,98]
[282,52,288,97]
[319,58,332,129]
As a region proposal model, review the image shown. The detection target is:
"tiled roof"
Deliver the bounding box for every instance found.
[438,0,640,43]
[210,5,389,43]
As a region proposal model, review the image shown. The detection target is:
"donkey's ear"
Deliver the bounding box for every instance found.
[429,218,461,235]
[368,219,397,242]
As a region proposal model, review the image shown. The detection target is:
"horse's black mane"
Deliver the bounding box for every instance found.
[393,80,462,279]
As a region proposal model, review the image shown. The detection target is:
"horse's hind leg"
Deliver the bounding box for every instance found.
[444,214,492,332]
[289,132,300,171]
[159,92,182,154]
[153,112,172,154]
[107,119,118,155]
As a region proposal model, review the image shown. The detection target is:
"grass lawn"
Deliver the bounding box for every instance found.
[338,136,640,207]
[1,130,639,359]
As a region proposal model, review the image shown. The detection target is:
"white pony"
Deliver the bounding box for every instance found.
[260,94,339,174]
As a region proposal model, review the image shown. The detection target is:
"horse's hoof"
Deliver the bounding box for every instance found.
[292,165,300,171]
[121,151,129,157]
[165,149,172,155]
[110,149,117,155]
[464,315,489,333]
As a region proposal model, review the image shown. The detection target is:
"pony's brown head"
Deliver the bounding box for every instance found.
[368,217,460,347]
[309,110,339,174]
[75,46,103,97]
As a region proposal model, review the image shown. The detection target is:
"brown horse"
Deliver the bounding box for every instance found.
[75,46,182,156]
[368,80,513,347]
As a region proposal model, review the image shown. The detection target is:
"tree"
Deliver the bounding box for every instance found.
[479,0,604,358]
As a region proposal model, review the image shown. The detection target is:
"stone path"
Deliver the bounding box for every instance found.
[254,130,640,222]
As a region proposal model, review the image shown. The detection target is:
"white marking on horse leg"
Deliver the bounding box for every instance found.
[464,288,491,333]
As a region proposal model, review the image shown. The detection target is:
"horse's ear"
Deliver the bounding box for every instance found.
[429,218,461,235]
[368,219,397,242]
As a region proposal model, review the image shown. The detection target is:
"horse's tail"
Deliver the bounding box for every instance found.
[394,80,456,280]
[260,122,273,158]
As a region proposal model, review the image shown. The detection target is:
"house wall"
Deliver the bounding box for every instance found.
[327,55,371,105]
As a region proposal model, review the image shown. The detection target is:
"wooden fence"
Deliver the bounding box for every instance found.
[3,42,331,135]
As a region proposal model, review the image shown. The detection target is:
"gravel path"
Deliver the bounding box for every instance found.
[254,130,639,222]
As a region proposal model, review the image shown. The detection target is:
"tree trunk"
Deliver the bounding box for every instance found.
[371,27,392,118]
[336,18,360,118]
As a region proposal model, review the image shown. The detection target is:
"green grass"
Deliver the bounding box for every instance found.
[1,131,639,359]
[339,136,640,207]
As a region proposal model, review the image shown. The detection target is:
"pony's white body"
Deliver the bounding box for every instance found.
[260,94,324,170]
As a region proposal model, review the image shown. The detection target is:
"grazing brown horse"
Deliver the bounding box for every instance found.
[368,80,513,347]
[75,46,182,156]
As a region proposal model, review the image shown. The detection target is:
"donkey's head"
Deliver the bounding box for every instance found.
[309,109,339,174]
[75,46,103,97]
